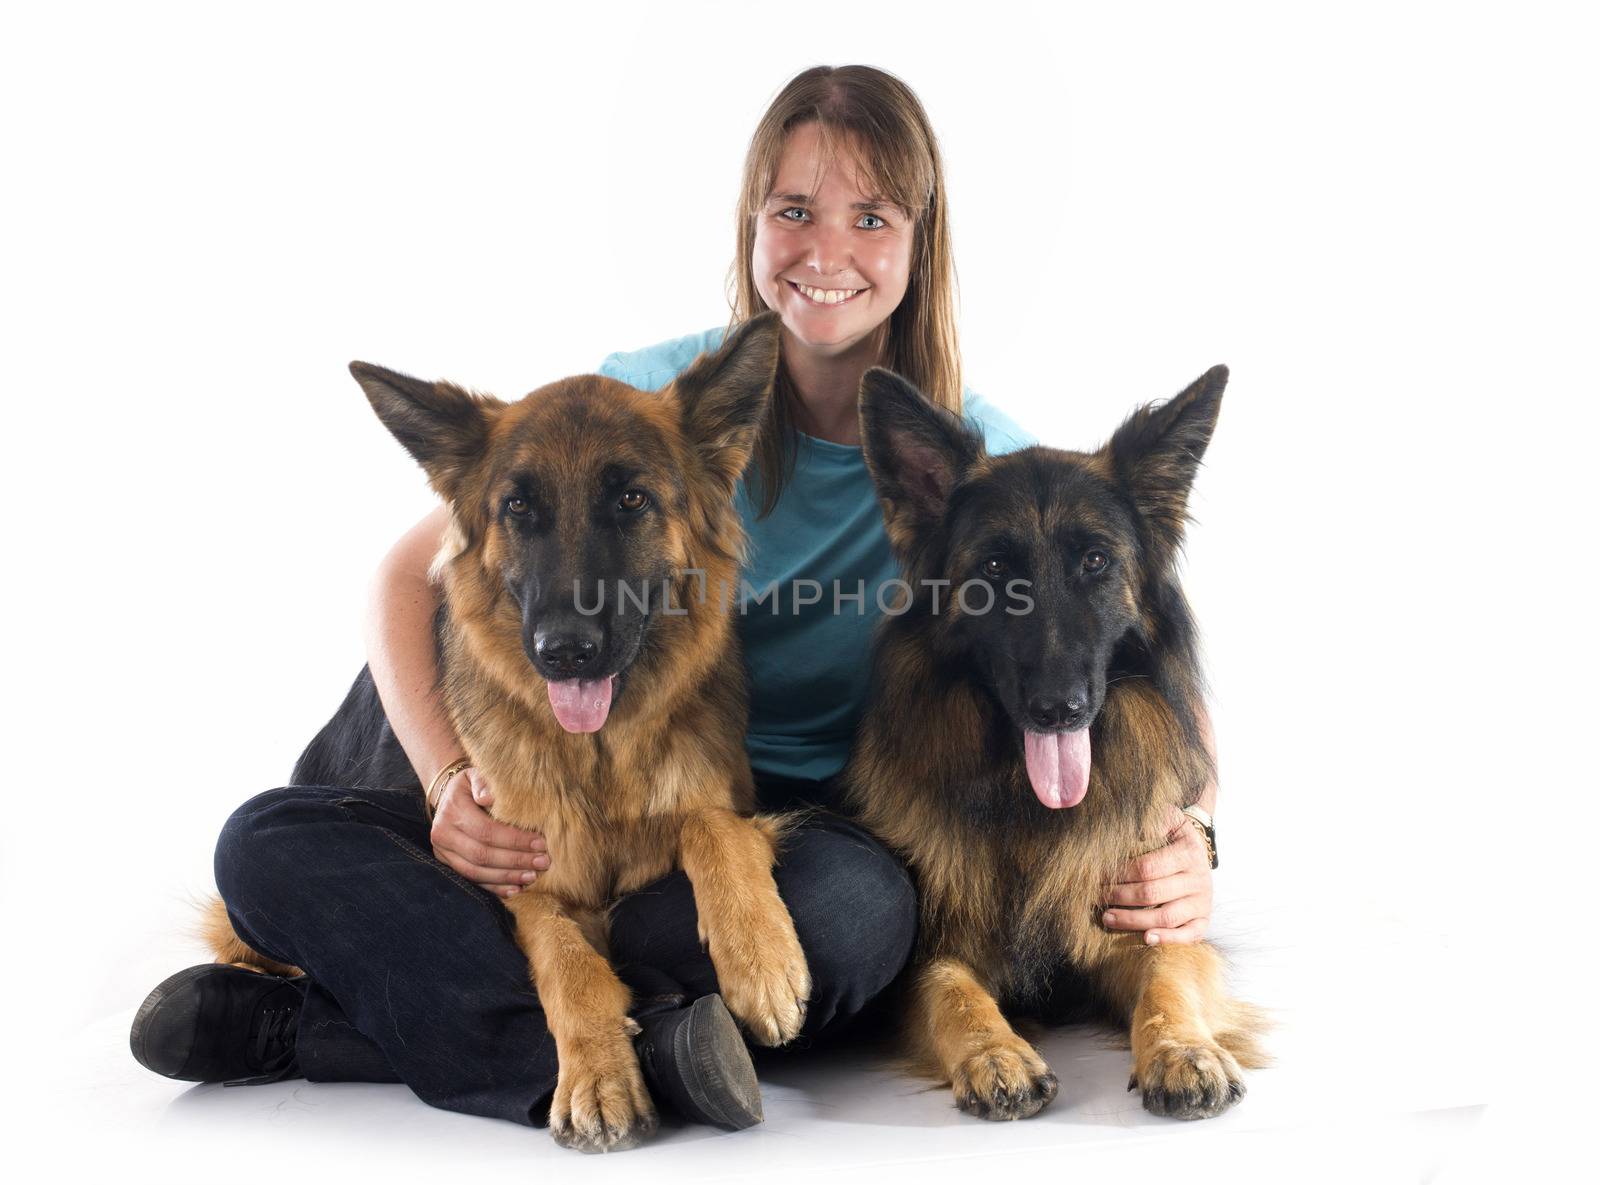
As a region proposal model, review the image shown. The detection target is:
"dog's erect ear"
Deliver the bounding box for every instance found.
[1108,364,1227,557]
[349,362,504,503]
[859,367,985,556]
[670,312,781,495]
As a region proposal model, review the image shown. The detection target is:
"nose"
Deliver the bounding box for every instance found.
[1027,690,1089,731]
[809,222,848,276]
[534,631,599,679]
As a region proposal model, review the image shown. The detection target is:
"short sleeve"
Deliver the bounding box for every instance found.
[595,328,727,392]
[962,389,1037,455]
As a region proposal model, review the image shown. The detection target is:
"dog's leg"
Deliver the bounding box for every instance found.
[908,956,1058,1121]
[1103,941,1248,1120]
[506,891,657,1152]
[678,807,810,1046]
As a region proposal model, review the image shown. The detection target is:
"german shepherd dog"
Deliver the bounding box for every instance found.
[206,314,811,1152]
[844,365,1264,1122]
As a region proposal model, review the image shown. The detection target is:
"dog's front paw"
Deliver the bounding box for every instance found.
[711,909,811,1047]
[549,1033,658,1153]
[951,1040,1059,1121]
[1134,1039,1244,1120]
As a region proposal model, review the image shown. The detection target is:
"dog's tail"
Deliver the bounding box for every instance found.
[752,807,816,856]
[197,895,302,978]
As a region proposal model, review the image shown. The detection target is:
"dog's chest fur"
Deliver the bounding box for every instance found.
[848,637,1196,1007]
[906,785,1146,1003]
[489,687,749,899]
[461,703,734,906]
[437,600,753,914]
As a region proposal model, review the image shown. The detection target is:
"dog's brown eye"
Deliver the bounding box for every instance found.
[618,490,649,513]
[505,496,529,517]
[1082,551,1108,574]
[982,558,1007,578]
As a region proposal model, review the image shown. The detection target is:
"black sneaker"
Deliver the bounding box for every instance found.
[632,994,763,1131]
[130,964,305,1086]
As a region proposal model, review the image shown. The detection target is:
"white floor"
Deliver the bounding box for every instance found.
[22,904,1514,1184]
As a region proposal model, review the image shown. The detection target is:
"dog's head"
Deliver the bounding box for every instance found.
[859,364,1226,809]
[350,313,780,732]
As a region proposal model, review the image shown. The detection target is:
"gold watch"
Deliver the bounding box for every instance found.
[1181,804,1218,869]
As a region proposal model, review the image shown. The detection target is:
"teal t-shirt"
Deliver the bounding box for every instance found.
[599,327,1035,781]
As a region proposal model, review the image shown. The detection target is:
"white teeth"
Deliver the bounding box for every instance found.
[796,283,861,305]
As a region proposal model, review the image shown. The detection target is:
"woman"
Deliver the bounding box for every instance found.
[131,64,1218,1133]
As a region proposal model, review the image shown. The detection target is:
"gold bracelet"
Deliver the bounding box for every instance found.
[426,757,473,819]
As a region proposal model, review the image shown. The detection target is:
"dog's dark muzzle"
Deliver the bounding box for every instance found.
[531,624,605,681]
[1025,687,1092,731]
[512,569,655,689]
[1014,660,1105,737]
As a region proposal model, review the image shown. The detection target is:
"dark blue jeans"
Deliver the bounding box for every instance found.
[213,776,915,1127]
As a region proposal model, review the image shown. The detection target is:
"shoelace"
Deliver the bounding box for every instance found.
[223,1005,300,1088]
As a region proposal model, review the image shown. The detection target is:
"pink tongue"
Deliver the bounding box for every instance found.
[1024,729,1091,809]
[547,677,614,733]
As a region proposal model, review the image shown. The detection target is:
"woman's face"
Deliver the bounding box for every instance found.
[751,122,915,359]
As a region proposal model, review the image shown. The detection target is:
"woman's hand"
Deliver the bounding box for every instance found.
[1101,804,1212,945]
[429,766,550,898]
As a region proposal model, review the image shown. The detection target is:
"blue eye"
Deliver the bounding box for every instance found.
[779,207,809,222]
[858,212,886,230]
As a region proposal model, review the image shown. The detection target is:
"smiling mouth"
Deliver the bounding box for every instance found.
[788,280,865,306]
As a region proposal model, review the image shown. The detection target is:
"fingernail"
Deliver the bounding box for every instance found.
[1102,911,1116,926]
[532,855,550,870]
[521,871,538,884]
[1146,931,1160,945]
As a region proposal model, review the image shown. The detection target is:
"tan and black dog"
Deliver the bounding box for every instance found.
[206,314,810,1152]
[844,365,1264,1122]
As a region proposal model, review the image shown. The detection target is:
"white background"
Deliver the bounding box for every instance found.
[3,1,1594,1180]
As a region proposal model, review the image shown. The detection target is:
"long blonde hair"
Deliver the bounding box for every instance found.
[728,65,962,516]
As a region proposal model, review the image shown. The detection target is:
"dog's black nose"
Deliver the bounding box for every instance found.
[1027,693,1088,730]
[535,634,598,678]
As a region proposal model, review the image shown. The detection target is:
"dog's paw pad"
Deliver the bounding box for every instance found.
[951,1046,1057,1121]
[717,934,812,1047]
[549,1044,658,1153]
[1136,1041,1245,1121]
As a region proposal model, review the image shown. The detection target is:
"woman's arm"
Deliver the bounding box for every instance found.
[367,506,549,896]
[365,505,464,787]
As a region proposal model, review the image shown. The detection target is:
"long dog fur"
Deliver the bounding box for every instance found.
[845,365,1266,1122]
[206,315,809,1151]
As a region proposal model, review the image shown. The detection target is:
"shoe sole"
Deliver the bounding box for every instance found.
[677,994,763,1130]
[130,964,217,1080]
